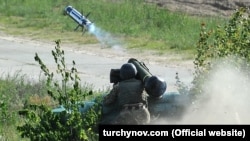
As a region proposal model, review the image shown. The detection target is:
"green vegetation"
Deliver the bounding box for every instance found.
[16,40,101,140]
[0,0,224,54]
[0,73,48,140]
[0,40,103,140]
[0,0,249,140]
[189,7,250,98]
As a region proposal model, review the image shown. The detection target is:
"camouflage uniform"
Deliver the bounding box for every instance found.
[103,78,150,125]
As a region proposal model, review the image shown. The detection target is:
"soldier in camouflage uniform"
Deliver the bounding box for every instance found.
[103,63,150,125]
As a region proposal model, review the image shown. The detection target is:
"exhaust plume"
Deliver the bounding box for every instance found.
[88,24,125,52]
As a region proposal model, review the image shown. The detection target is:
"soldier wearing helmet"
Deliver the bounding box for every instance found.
[103,63,150,125]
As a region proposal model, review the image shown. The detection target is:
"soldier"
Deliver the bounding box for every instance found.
[103,63,150,125]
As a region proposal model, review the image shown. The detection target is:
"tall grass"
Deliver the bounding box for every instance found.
[0,0,225,52]
[0,71,101,140]
[0,72,47,140]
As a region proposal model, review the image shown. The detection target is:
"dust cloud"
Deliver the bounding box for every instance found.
[179,58,250,124]
[154,57,250,124]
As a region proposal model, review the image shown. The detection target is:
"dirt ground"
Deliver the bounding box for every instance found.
[146,0,250,17]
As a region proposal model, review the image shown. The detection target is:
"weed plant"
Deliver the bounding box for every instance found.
[16,40,102,140]
[0,72,47,140]
[189,7,250,98]
[0,41,102,140]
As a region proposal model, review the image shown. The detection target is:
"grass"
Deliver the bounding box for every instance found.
[0,71,103,140]
[0,0,226,56]
[0,0,229,140]
[0,72,47,140]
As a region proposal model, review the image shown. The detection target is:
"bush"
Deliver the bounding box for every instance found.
[191,7,250,97]
[17,40,102,141]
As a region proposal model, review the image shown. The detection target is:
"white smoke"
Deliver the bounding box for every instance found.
[179,57,250,124]
[88,24,125,52]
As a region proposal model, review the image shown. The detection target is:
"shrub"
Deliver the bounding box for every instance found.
[191,7,250,97]
[17,40,102,141]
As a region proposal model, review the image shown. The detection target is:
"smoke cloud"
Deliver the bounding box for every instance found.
[178,57,250,124]
[88,24,125,52]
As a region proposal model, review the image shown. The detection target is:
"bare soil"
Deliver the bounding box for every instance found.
[146,0,250,17]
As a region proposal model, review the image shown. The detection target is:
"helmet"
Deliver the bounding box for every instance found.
[144,76,167,98]
[120,63,137,80]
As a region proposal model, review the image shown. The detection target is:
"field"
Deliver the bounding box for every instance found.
[0,0,249,140]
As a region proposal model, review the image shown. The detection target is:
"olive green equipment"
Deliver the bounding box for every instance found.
[52,58,190,125]
[110,58,167,98]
